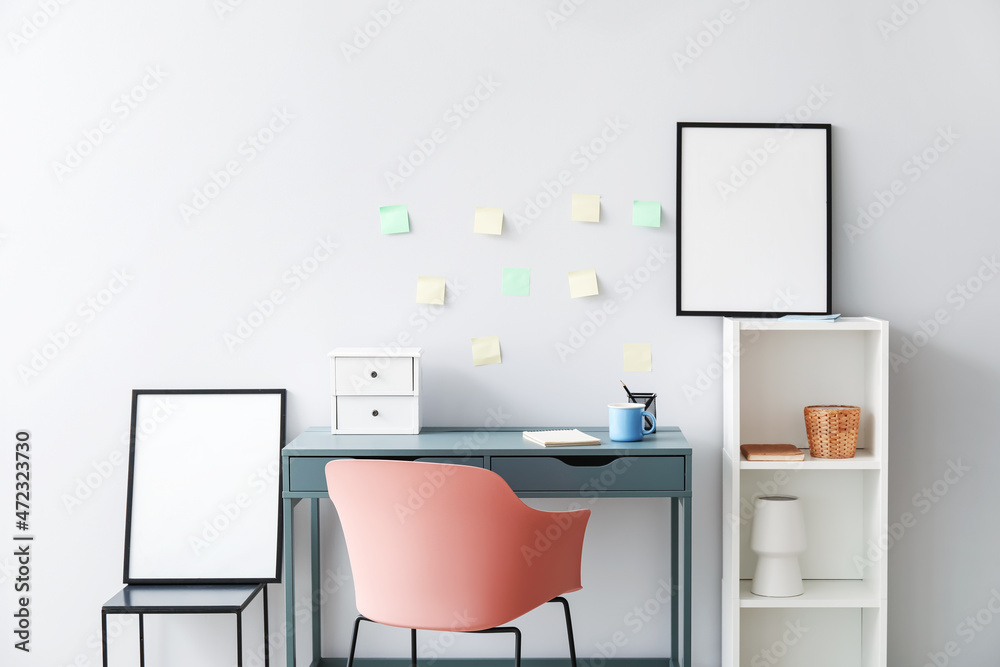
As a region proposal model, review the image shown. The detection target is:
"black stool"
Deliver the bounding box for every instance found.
[101,584,268,667]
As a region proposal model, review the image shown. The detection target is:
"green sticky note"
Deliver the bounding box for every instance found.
[380,205,410,234]
[633,200,661,227]
[501,268,530,296]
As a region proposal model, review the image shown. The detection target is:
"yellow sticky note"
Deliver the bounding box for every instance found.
[416,276,446,305]
[571,193,600,222]
[624,344,652,372]
[471,336,502,366]
[474,207,503,235]
[568,269,599,298]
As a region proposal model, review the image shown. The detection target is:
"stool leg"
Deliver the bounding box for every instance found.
[237,606,244,667]
[138,614,145,667]
[411,628,417,667]
[263,585,270,667]
[101,611,109,667]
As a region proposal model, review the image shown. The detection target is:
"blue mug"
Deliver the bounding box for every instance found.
[609,403,656,441]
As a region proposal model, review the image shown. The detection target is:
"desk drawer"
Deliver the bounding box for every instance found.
[490,455,685,494]
[289,456,485,493]
[333,356,413,395]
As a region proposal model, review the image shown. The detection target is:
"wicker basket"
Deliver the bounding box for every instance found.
[804,405,860,458]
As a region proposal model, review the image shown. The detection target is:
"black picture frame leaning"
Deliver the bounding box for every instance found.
[676,122,832,317]
[122,388,287,585]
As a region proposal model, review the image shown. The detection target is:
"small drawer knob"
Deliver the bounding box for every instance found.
[370,371,378,378]
[372,409,379,417]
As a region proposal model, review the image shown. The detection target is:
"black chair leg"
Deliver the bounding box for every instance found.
[348,615,373,667]
[549,597,578,667]
[352,618,530,667]
[472,626,521,667]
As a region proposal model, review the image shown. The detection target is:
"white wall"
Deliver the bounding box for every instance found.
[3,1,999,666]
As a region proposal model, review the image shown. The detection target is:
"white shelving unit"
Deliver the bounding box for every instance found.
[722,317,888,667]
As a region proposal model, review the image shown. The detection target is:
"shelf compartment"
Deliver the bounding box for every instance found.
[738,469,884,584]
[739,448,880,470]
[739,579,880,608]
[739,607,882,667]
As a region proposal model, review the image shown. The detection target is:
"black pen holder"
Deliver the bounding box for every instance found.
[632,392,656,432]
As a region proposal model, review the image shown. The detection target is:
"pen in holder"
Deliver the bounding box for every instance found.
[631,392,656,432]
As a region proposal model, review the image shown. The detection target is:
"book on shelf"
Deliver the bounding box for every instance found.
[740,444,805,461]
[523,429,601,447]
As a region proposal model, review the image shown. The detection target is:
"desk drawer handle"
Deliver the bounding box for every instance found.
[372,409,379,417]
[554,456,625,467]
[371,371,378,378]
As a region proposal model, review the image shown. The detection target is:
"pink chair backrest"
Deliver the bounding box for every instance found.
[325,459,590,632]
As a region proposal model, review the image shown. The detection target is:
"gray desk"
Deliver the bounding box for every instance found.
[281,426,692,667]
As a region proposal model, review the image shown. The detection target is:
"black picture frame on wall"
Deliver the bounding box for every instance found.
[122,388,287,585]
[676,122,832,317]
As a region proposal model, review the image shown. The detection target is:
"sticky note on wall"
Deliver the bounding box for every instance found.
[501,268,530,296]
[474,207,504,235]
[568,269,599,298]
[632,200,661,227]
[571,194,600,222]
[624,344,652,372]
[471,336,502,366]
[416,276,446,305]
[380,205,410,234]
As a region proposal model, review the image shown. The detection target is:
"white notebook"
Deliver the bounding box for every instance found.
[522,429,601,447]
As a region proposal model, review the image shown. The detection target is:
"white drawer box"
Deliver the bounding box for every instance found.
[333,396,419,434]
[329,347,421,434]
[332,356,413,395]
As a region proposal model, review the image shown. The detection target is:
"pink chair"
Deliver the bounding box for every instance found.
[325,459,591,667]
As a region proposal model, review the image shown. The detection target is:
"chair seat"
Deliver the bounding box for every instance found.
[102,584,264,613]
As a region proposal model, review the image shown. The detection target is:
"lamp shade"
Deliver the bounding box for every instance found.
[750,495,806,597]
